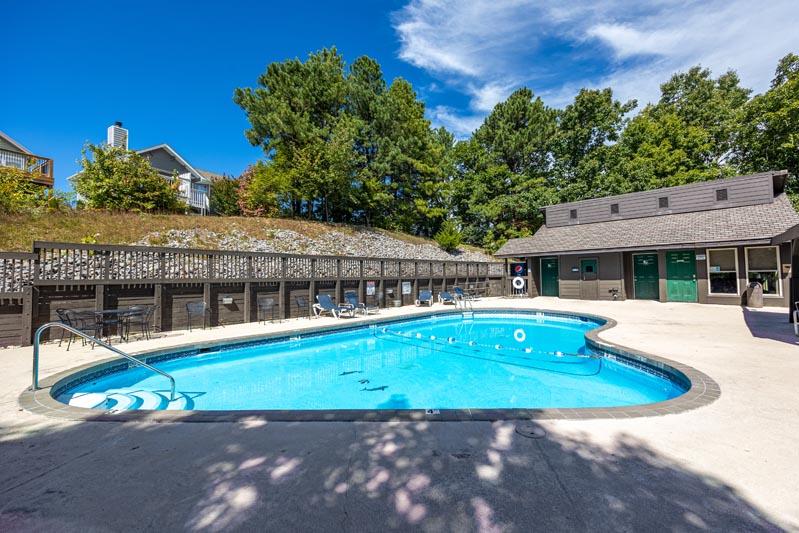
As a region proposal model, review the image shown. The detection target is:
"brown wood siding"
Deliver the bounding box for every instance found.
[546,174,774,227]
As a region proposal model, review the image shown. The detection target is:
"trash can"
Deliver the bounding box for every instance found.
[746,281,764,308]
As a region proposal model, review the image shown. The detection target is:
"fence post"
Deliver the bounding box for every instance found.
[21,285,33,345]
[378,260,385,308]
[309,258,317,312]
[154,283,163,332]
[244,281,252,323]
[279,256,287,319]
[335,258,342,303]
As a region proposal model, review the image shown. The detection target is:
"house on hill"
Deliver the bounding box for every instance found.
[109,122,217,214]
[72,123,221,214]
[496,171,799,309]
[0,130,53,188]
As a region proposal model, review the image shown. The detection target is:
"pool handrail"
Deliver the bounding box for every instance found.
[31,322,176,401]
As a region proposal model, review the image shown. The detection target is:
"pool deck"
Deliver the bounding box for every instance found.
[1,298,798,531]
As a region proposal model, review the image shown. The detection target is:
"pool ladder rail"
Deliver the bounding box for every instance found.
[30,322,177,402]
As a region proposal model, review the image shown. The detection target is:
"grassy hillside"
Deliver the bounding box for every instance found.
[0,211,490,260]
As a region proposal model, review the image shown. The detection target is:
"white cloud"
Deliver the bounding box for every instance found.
[393,0,799,132]
[428,106,484,138]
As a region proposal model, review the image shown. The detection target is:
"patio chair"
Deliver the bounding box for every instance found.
[314,294,354,319]
[794,301,799,336]
[125,305,158,340]
[257,297,279,323]
[344,291,379,315]
[61,309,101,351]
[438,291,456,305]
[186,301,209,332]
[415,290,433,307]
[295,295,312,319]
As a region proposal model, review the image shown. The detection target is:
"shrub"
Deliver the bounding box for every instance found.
[72,143,185,212]
[434,219,462,252]
[237,162,289,217]
[209,175,241,216]
[0,166,70,213]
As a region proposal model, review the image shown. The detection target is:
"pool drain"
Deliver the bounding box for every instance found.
[515,424,546,439]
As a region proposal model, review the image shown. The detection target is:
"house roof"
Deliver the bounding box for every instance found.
[196,169,229,181]
[136,144,212,184]
[495,193,799,257]
[0,130,31,154]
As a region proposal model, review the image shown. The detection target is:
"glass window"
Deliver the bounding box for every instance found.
[716,188,728,201]
[570,209,577,219]
[707,248,738,295]
[610,203,619,214]
[746,247,781,295]
[659,197,669,208]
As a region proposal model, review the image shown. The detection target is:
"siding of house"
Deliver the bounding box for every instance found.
[555,252,624,301]
[0,136,24,153]
[545,173,774,227]
[141,147,191,177]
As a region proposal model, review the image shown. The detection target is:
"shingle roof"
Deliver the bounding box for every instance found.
[495,193,799,257]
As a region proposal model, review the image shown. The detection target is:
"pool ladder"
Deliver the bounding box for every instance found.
[458,295,474,318]
[30,322,177,401]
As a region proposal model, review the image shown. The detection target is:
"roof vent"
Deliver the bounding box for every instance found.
[107,122,129,150]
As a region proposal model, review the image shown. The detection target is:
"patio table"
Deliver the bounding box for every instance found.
[93,308,145,342]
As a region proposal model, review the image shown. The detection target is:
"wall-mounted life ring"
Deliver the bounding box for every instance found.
[512,277,525,290]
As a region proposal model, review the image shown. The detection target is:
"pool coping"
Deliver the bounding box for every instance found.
[18,307,721,422]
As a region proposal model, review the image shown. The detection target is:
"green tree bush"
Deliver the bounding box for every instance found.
[434,219,462,252]
[209,175,241,216]
[0,166,70,213]
[72,143,185,212]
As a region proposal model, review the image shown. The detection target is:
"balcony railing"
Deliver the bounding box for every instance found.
[0,148,53,186]
[189,187,209,212]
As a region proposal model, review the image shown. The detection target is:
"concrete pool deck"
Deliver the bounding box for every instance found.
[1,298,798,531]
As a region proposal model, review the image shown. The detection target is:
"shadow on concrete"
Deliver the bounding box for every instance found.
[742,307,798,347]
[0,413,788,532]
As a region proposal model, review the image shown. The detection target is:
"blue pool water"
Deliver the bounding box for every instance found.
[58,312,686,412]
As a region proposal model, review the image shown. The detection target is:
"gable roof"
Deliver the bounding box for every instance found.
[0,131,31,154]
[495,193,799,257]
[136,144,211,184]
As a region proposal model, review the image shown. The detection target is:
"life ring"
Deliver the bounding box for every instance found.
[513,328,526,343]
[512,277,525,290]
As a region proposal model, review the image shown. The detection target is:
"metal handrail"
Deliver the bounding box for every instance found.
[31,322,176,401]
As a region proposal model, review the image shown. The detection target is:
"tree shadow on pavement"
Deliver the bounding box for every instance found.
[0,414,789,532]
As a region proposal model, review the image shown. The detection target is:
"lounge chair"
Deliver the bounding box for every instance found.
[794,301,799,336]
[438,291,456,305]
[344,291,379,315]
[314,294,354,319]
[416,290,433,306]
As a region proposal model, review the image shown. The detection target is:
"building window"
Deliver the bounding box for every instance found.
[716,188,728,201]
[745,246,781,295]
[610,203,619,215]
[658,196,669,209]
[570,209,577,220]
[707,248,738,295]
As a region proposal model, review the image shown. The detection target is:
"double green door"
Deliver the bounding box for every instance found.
[540,257,559,296]
[633,254,659,300]
[666,251,697,302]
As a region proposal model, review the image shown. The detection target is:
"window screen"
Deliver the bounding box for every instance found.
[707,249,738,295]
[610,203,619,214]
[716,188,728,201]
[746,247,780,295]
[570,209,577,219]
[658,197,669,209]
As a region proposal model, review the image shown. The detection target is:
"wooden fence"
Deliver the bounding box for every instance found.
[0,241,506,346]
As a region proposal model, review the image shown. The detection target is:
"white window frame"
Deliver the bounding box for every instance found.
[744,246,782,297]
[706,248,739,296]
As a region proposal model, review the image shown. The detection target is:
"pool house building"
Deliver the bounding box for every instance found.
[496,171,799,308]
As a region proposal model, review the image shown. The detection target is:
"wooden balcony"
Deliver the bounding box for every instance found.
[0,148,54,187]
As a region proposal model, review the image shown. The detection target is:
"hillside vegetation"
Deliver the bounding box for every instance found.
[0,210,493,261]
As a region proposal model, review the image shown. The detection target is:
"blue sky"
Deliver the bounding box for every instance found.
[2,0,797,191]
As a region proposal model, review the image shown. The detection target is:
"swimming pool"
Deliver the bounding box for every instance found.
[55,311,687,413]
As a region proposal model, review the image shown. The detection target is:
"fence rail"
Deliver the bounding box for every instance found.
[1,241,505,290]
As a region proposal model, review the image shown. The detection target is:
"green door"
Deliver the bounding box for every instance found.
[634,254,659,300]
[666,251,697,302]
[540,257,559,296]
